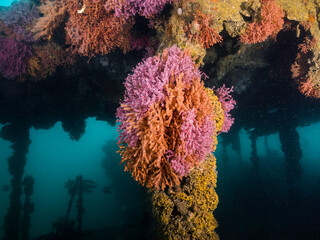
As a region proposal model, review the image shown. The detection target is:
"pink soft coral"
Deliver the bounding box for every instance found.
[215,85,236,133]
[170,110,215,176]
[105,0,171,19]
[0,38,31,79]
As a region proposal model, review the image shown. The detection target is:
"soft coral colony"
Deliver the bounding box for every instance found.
[116,46,231,190]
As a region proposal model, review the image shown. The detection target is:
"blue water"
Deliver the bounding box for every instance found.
[1,118,320,239]
[0,0,14,7]
[0,118,145,238]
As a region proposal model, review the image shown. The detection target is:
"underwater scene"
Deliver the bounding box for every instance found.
[1,0,320,239]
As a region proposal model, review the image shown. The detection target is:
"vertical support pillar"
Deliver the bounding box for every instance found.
[250,132,259,177]
[1,124,30,240]
[221,137,229,173]
[279,126,302,191]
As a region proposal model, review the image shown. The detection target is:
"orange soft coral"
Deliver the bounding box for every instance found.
[291,35,320,98]
[190,10,222,49]
[119,74,216,190]
[65,0,133,58]
[240,0,284,44]
[32,0,67,40]
[119,98,180,190]
[27,42,75,80]
[116,46,229,190]
[297,68,320,99]
[298,77,316,97]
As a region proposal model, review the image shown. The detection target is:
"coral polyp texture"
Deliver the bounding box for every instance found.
[116,46,227,190]
[152,154,219,240]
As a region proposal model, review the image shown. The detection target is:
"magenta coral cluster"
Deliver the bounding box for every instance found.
[171,110,215,176]
[180,111,215,161]
[0,38,31,79]
[0,0,39,42]
[117,45,201,148]
[215,85,236,133]
[117,46,219,188]
[105,0,170,19]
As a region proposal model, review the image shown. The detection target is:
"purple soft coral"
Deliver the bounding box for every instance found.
[166,151,191,177]
[169,110,215,176]
[116,45,200,148]
[1,0,39,42]
[105,0,171,19]
[0,38,31,79]
[215,85,236,133]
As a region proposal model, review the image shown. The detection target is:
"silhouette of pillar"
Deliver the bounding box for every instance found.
[231,130,243,165]
[221,137,230,173]
[250,132,259,176]
[76,175,84,232]
[279,126,302,189]
[264,135,271,159]
[21,175,35,240]
[1,124,31,240]
[221,130,243,167]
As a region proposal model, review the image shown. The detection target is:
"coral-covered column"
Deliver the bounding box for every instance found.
[116,46,235,239]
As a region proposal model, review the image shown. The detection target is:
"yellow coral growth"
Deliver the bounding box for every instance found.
[27,56,42,79]
[152,153,219,240]
[152,191,174,225]
[276,0,320,52]
[187,154,219,212]
[205,87,224,134]
[156,13,207,64]
[155,0,247,63]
